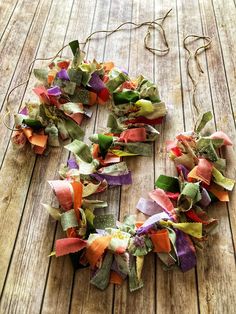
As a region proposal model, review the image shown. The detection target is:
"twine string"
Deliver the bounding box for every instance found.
[183,34,212,114]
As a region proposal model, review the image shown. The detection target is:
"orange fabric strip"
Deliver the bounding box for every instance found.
[89,91,97,106]
[66,228,78,238]
[206,183,229,202]
[92,143,100,158]
[150,229,171,253]
[110,271,123,285]
[65,112,84,125]
[23,128,48,147]
[71,181,83,224]
[103,61,115,72]
[97,152,121,166]
[135,222,144,228]
[71,181,83,209]
[86,236,111,268]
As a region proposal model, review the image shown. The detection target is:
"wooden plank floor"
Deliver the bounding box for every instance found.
[0,0,235,313]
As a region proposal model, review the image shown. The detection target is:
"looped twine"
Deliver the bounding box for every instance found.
[183,34,212,115]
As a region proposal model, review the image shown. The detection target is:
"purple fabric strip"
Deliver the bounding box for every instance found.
[136,197,163,216]
[137,212,169,235]
[89,73,105,92]
[20,107,28,115]
[57,69,70,81]
[141,212,169,228]
[47,86,61,96]
[175,229,196,272]
[177,164,189,180]
[199,187,211,207]
[67,158,79,169]
[118,67,128,75]
[90,171,132,186]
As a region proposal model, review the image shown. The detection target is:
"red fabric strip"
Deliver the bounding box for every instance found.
[55,238,87,257]
[124,116,164,125]
[119,127,146,143]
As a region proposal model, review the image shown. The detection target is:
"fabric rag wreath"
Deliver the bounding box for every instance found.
[7,40,234,292]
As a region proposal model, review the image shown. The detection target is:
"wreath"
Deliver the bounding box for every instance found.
[9,40,235,292]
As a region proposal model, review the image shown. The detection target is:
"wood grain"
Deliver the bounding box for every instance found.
[0,0,53,295]
[0,0,235,313]
[0,0,74,312]
[210,0,236,248]
[177,0,236,313]
[0,0,19,39]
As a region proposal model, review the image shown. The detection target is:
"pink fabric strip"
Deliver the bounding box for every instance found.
[196,158,213,185]
[48,180,73,211]
[149,188,177,221]
[209,131,233,146]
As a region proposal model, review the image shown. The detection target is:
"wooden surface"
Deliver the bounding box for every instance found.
[0,0,235,313]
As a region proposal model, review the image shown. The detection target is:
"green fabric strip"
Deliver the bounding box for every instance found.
[115,142,153,156]
[65,140,92,163]
[82,199,108,211]
[98,134,113,158]
[107,114,124,133]
[90,252,113,290]
[134,99,154,116]
[113,90,139,105]
[68,68,83,85]
[45,123,60,147]
[181,182,201,201]
[42,203,61,220]
[23,118,43,130]
[137,76,160,102]
[69,40,80,56]
[60,209,79,231]
[160,220,202,238]
[93,214,116,229]
[106,68,128,92]
[196,138,219,162]
[115,253,130,275]
[128,257,144,292]
[33,68,48,84]
[70,88,90,104]
[212,167,235,191]
[214,158,226,172]
[64,119,84,140]
[194,111,212,133]
[155,175,180,192]
[178,182,201,211]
